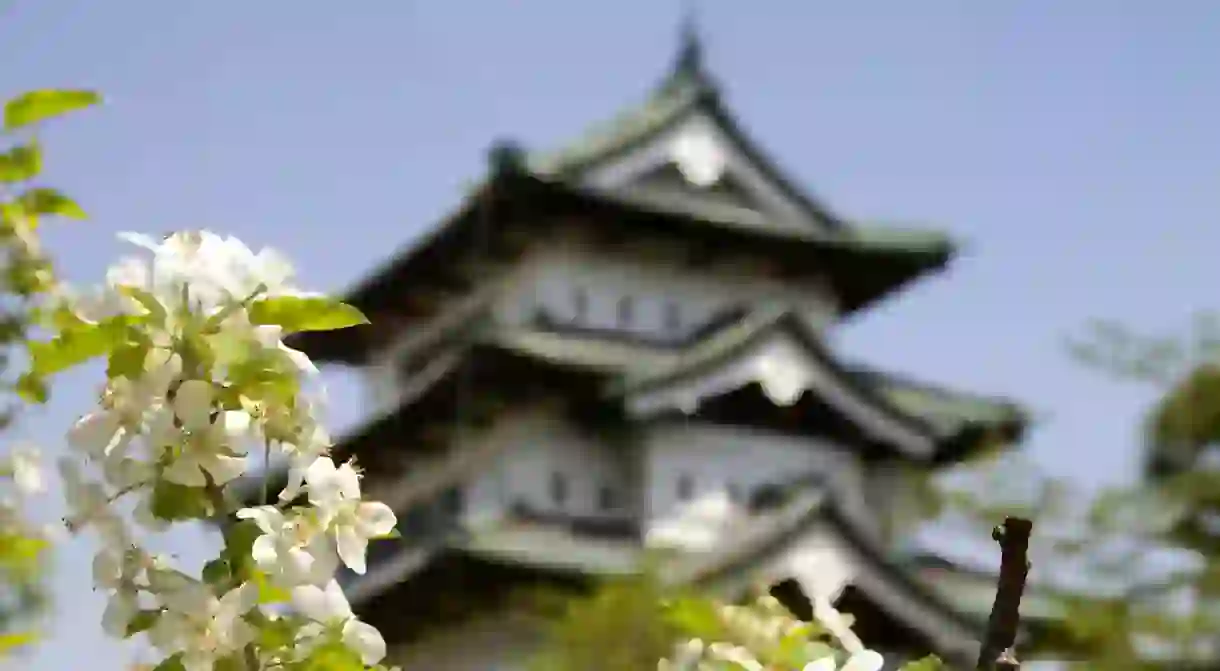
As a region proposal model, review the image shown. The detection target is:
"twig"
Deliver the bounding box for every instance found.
[976,516,1033,670]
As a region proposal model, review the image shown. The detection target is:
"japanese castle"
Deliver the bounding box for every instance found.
[240,29,1036,670]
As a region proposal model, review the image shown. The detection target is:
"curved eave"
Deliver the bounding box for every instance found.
[350,482,990,664]
[613,309,947,461]
[290,171,952,366]
[687,485,990,666]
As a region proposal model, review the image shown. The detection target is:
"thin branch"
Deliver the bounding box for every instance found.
[977,516,1034,670]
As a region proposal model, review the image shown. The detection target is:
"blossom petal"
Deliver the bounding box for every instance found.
[250,534,280,568]
[201,454,247,485]
[355,501,397,539]
[342,618,387,665]
[842,650,885,671]
[218,582,259,621]
[91,551,123,589]
[279,342,318,375]
[335,525,369,575]
[334,462,362,500]
[236,506,283,534]
[67,412,122,457]
[172,380,214,431]
[290,584,332,623]
[100,590,137,638]
[322,579,354,620]
[802,658,838,671]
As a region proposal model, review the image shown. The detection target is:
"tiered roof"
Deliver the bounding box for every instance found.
[289,30,958,365]
[227,29,1034,667]
[240,304,1026,508]
[228,302,1026,664]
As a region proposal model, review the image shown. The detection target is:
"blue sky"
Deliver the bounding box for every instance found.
[2,1,1219,668]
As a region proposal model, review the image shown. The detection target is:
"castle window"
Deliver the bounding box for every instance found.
[676,474,694,502]
[616,296,635,326]
[598,484,616,511]
[550,471,568,506]
[573,288,589,322]
[664,302,682,332]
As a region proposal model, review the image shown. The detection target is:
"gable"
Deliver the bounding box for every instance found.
[625,162,763,214]
[569,110,832,237]
[619,319,939,460]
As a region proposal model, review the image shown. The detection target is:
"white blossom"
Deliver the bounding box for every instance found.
[46,230,424,669]
[155,384,252,487]
[291,579,387,665]
[8,445,43,495]
[67,351,181,462]
[148,582,259,671]
[59,457,128,546]
[93,547,147,638]
[804,650,886,671]
[304,457,397,574]
[236,505,337,586]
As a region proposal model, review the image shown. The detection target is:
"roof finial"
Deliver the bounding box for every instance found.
[675,0,704,77]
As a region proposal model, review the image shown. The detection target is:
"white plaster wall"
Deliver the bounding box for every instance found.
[357,225,838,416]
[360,405,545,525]
[466,409,637,522]
[640,422,876,537]
[498,237,837,340]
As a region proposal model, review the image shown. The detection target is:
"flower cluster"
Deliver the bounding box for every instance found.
[38,231,398,670]
[658,593,937,671]
[0,445,51,656]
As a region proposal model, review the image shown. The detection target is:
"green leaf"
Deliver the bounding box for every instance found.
[124,609,162,638]
[223,520,261,555]
[28,316,133,377]
[664,595,726,639]
[299,642,364,671]
[252,568,291,605]
[4,89,101,130]
[899,656,947,671]
[202,558,233,588]
[149,481,211,521]
[18,187,86,219]
[15,372,47,404]
[118,285,168,324]
[248,296,369,334]
[222,519,268,587]
[212,652,246,671]
[0,142,41,183]
[152,654,187,671]
[255,614,296,653]
[0,631,37,653]
[107,338,151,380]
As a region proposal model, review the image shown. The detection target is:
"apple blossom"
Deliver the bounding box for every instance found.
[303,457,397,574]
[30,230,399,669]
[291,579,387,665]
[7,446,43,495]
[236,505,337,587]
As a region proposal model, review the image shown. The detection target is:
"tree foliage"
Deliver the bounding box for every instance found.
[0,87,101,656]
[910,315,1220,667]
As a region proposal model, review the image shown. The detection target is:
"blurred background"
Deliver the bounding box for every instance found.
[2,2,1220,669]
